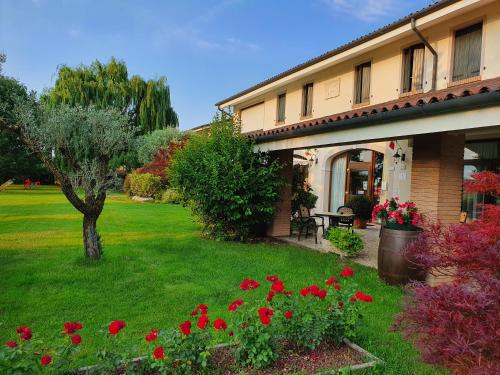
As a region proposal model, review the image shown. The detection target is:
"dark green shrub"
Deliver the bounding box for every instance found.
[346,195,374,220]
[326,227,364,257]
[127,172,163,199]
[169,113,284,241]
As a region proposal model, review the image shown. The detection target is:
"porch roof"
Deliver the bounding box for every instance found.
[246,78,500,144]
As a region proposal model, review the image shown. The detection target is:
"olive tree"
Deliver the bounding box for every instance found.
[0,93,133,259]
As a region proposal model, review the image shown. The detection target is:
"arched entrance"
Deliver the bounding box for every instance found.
[329,149,384,212]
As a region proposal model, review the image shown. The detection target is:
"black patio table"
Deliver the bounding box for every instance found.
[316,212,356,231]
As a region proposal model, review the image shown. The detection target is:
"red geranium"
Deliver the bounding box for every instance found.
[271,280,285,293]
[5,341,17,348]
[197,315,210,330]
[213,318,227,331]
[16,326,32,341]
[355,291,374,302]
[240,279,260,291]
[145,329,159,342]
[326,277,338,285]
[71,334,82,345]
[179,320,191,335]
[41,355,51,365]
[229,299,243,311]
[153,346,165,360]
[257,307,274,325]
[108,320,126,335]
[191,304,208,316]
[63,322,83,335]
[340,267,354,277]
[284,310,294,319]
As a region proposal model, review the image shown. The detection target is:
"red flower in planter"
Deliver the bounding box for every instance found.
[240,279,260,291]
[16,326,32,340]
[63,322,83,335]
[191,304,208,316]
[266,275,279,282]
[108,320,126,335]
[258,307,274,325]
[271,280,285,293]
[153,346,165,360]
[214,318,227,331]
[326,277,338,285]
[197,315,210,330]
[145,329,159,342]
[71,334,82,345]
[355,291,374,302]
[229,299,244,311]
[41,355,52,365]
[5,341,17,348]
[179,320,191,335]
[340,267,354,277]
[334,285,342,291]
[284,310,294,319]
[267,290,276,302]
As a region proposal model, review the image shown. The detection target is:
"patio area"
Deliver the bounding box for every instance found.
[281,224,380,269]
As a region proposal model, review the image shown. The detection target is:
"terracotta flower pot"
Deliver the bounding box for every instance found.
[377,226,426,285]
[353,218,367,229]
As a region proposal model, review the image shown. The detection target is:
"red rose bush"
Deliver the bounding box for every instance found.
[0,269,373,373]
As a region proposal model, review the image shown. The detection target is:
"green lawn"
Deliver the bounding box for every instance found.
[0,185,443,374]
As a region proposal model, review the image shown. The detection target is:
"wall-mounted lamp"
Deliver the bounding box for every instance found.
[304,148,319,166]
[393,147,406,164]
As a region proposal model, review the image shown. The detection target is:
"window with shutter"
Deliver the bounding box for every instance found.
[402,44,425,93]
[354,62,371,104]
[302,83,313,117]
[452,23,482,82]
[276,93,286,123]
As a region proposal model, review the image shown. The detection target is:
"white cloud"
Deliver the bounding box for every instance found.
[321,0,398,21]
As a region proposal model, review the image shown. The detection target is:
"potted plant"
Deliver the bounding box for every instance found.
[346,195,373,229]
[372,197,425,285]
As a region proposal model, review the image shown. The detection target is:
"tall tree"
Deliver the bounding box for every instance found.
[42,57,178,133]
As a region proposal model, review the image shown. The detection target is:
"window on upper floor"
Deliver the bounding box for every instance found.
[301,83,313,117]
[402,44,425,93]
[276,93,286,123]
[354,62,371,104]
[452,22,482,82]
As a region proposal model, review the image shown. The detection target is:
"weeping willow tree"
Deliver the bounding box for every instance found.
[42,57,178,133]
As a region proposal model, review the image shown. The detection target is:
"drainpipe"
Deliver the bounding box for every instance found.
[411,18,437,92]
[217,104,232,117]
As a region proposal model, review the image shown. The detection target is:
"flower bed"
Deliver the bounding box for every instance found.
[1,268,378,374]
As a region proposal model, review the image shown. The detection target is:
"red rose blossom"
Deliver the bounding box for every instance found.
[16,326,32,341]
[108,320,126,335]
[63,322,83,335]
[240,279,260,291]
[153,346,165,360]
[5,341,17,348]
[266,275,279,282]
[191,304,208,316]
[334,285,341,290]
[179,320,191,335]
[257,307,274,325]
[145,329,159,342]
[267,290,276,302]
[355,291,374,302]
[41,355,52,365]
[197,315,210,330]
[213,318,227,331]
[284,310,294,319]
[71,334,82,345]
[229,299,244,311]
[316,289,327,299]
[271,280,285,293]
[326,277,338,285]
[340,267,354,277]
[350,297,357,302]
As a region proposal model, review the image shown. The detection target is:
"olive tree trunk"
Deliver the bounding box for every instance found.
[83,214,101,259]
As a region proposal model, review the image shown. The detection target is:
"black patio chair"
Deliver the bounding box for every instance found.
[297,205,325,244]
[336,206,354,232]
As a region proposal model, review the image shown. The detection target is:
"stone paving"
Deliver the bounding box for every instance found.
[280,224,380,269]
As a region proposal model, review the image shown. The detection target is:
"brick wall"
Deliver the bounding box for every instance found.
[411,133,465,224]
[267,149,293,237]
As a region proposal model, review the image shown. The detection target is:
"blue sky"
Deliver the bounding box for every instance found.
[1,0,433,129]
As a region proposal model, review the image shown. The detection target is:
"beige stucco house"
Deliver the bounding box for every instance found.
[216,0,500,236]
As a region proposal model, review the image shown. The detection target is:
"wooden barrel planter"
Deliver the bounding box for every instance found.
[377,226,426,285]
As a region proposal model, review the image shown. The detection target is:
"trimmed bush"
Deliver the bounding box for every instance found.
[127,172,163,199]
[160,188,182,204]
[346,195,374,221]
[169,113,284,241]
[326,227,364,257]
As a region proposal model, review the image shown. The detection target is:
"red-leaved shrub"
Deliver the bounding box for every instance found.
[395,171,500,375]
[136,139,186,180]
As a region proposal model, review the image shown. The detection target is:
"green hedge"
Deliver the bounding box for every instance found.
[326,227,364,257]
[126,172,163,199]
